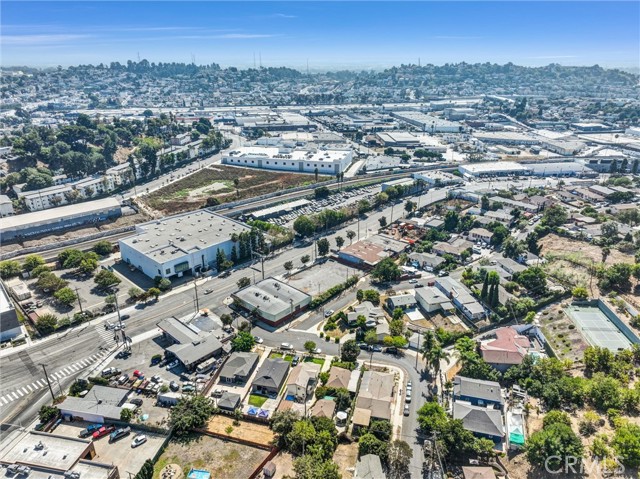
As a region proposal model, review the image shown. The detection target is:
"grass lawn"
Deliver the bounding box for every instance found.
[304,357,325,366]
[248,394,268,407]
[283,354,294,362]
[269,352,283,359]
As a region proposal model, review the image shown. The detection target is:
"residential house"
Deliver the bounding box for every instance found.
[494,258,527,277]
[310,398,336,419]
[453,402,505,443]
[347,301,385,327]
[0,195,14,217]
[355,454,386,479]
[353,371,395,429]
[408,252,445,272]
[468,228,494,244]
[424,217,445,229]
[588,185,616,197]
[385,294,416,311]
[286,362,321,402]
[484,210,513,225]
[375,321,390,342]
[217,392,241,412]
[219,352,259,384]
[432,237,474,260]
[326,366,359,394]
[453,376,503,408]
[462,467,497,479]
[415,287,455,314]
[251,358,290,397]
[481,326,546,371]
[435,277,485,321]
[573,188,604,203]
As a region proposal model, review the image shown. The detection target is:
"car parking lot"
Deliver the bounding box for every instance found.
[263,185,379,228]
[53,421,166,474]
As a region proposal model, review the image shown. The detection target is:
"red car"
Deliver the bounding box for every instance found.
[92,425,116,439]
[133,370,144,378]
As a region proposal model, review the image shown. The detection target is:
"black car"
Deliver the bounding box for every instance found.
[129,398,143,407]
[116,350,131,359]
[120,314,130,320]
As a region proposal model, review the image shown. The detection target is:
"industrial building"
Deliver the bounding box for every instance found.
[231,277,311,326]
[119,210,251,280]
[0,198,122,241]
[0,430,118,479]
[413,171,463,186]
[375,131,421,148]
[338,235,407,268]
[457,161,596,178]
[391,111,464,133]
[156,317,224,370]
[222,145,353,175]
[0,282,22,342]
[473,131,539,145]
[0,194,14,217]
[458,162,529,178]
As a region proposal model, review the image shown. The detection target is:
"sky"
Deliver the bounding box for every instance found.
[2,1,639,70]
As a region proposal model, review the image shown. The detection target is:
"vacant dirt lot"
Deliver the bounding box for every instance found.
[538,303,588,363]
[204,415,275,446]
[333,443,359,477]
[143,165,328,214]
[540,234,633,266]
[153,433,269,479]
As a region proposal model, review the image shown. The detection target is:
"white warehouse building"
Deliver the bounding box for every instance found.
[119,210,252,280]
[222,145,353,175]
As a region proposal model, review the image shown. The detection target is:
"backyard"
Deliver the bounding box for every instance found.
[153,433,270,479]
[142,165,328,214]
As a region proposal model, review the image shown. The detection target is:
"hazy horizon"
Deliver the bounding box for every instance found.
[2,1,638,70]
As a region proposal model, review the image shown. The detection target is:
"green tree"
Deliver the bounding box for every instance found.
[572,286,589,300]
[120,407,134,422]
[92,240,113,256]
[287,420,316,456]
[94,269,121,289]
[335,236,345,250]
[515,266,547,294]
[341,339,360,362]
[317,238,330,257]
[23,254,45,272]
[54,287,77,306]
[78,257,99,275]
[346,230,356,244]
[369,419,392,441]
[387,440,413,479]
[304,341,317,354]
[271,410,301,448]
[157,277,172,291]
[404,200,417,215]
[358,433,389,461]
[293,215,316,237]
[543,410,572,428]
[231,331,256,352]
[38,405,59,423]
[542,204,569,228]
[237,277,251,288]
[371,257,401,283]
[481,195,490,211]
[378,216,387,228]
[36,313,58,334]
[37,272,68,292]
[0,260,21,279]
[147,287,161,301]
[526,422,584,470]
[301,255,310,267]
[128,287,143,300]
[134,460,154,479]
[220,314,233,327]
[611,423,640,468]
[169,394,215,436]
[293,455,341,479]
[284,261,294,274]
[444,210,459,232]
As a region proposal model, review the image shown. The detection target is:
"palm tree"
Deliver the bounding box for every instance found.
[428,346,450,378]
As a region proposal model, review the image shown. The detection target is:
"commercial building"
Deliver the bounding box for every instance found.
[222,145,353,175]
[380,177,415,192]
[375,131,421,148]
[337,235,406,269]
[391,111,463,133]
[157,317,224,370]
[0,194,14,217]
[473,131,538,145]
[231,277,311,326]
[1,198,122,241]
[59,385,129,423]
[0,282,22,342]
[413,171,462,186]
[119,210,251,280]
[458,162,529,178]
[0,430,118,479]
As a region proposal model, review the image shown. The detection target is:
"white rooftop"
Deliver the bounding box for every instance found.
[227,146,351,163]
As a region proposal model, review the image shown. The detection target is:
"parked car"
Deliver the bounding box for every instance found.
[408,279,418,284]
[79,423,103,438]
[101,367,121,378]
[405,391,412,403]
[166,360,179,370]
[280,343,293,350]
[92,425,116,439]
[120,314,130,320]
[253,336,264,344]
[219,271,231,278]
[151,375,162,383]
[359,343,369,350]
[292,356,300,366]
[324,310,334,318]
[371,345,382,352]
[131,434,147,448]
[182,384,195,393]
[117,375,129,385]
[129,398,143,407]
[133,370,144,378]
[169,381,180,392]
[210,389,223,398]
[204,289,214,295]
[404,404,410,416]
[150,356,162,365]
[312,348,322,354]
[109,427,131,443]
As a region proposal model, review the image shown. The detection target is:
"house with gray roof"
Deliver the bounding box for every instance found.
[453,402,505,443]
[217,391,242,411]
[219,352,259,384]
[355,454,386,479]
[453,376,503,407]
[436,277,485,321]
[385,293,416,311]
[251,358,290,397]
[59,386,129,423]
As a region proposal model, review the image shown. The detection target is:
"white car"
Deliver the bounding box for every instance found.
[166,360,179,370]
[312,348,322,354]
[254,336,264,344]
[280,343,293,350]
[131,434,147,448]
[408,279,418,284]
[324,310,334,318]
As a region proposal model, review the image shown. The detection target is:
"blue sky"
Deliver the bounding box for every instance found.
[2,1,638,69]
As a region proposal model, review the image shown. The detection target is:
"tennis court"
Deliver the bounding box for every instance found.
[565,304,633,351]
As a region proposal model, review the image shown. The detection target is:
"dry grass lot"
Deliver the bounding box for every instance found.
[333,443,359,478]
[538,303,588,363]
[153,433,269,479]
[539,234,633,266]
[204,415,275,447]
[143,165,327,215]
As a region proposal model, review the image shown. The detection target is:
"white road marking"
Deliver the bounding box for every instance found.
[26,385,33,392]
[1,397,8,405]
[11,392,19,400]
[20,387,28,395]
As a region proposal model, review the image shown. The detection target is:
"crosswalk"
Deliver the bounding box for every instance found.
[0,349,111,406]
[95,324,119,348]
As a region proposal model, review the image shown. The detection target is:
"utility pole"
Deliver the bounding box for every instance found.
[41,364,56,402]
[74,287,83,314]
[194,275,200,312]
[415,329,421,370]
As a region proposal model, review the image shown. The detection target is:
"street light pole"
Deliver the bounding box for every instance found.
[40,364,56,402]
[74,287,83,314]
[415,329,421,370]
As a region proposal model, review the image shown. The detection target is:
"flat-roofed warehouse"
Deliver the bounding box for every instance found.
[231,277,311,326]
[458,161,530,178]
[390,111,464,133]
[0,198,121,241]
[119,210,251,280]
[0,430,118,479]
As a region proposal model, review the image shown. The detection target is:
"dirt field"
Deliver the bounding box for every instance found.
[540,234,633,266]
[333,443,359,477]
[538,303,588,363]
[270,451,295,479]
[204,415,275,446]
[142,165,329,215]
[153,433,270,479]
